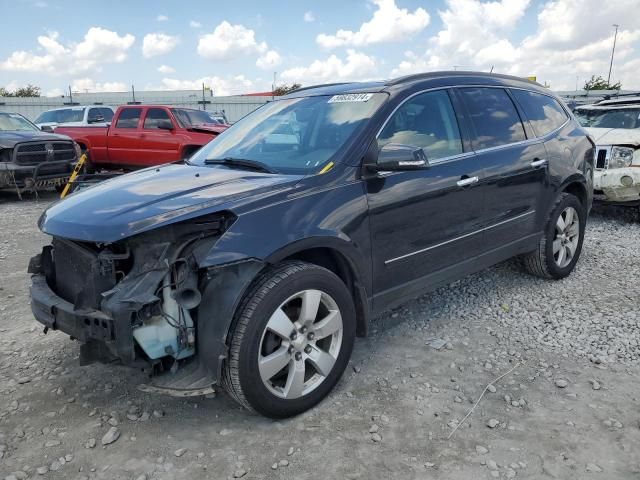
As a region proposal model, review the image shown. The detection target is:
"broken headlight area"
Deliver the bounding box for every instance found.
[28,211,236,369]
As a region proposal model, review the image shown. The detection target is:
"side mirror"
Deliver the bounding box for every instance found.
[370,143,429,171]
[88,115,104,124]
[157,120,174,130]
[40,125,54,133]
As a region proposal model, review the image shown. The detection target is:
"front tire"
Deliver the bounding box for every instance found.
[223,261,356,418]
[522,193,586,279]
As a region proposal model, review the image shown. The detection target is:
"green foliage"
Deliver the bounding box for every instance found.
[0,84,41,97]
[273,83,301,96]
[583,75,621,91]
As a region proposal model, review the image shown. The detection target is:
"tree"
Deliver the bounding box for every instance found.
[0,84,41,97]
[273,83,301,96]
[583,75,621,91]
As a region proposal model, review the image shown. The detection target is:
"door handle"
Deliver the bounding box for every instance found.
[456,176,479,187]
[531,158,548,168]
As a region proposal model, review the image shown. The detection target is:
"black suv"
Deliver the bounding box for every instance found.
[29,72,594,418]
[0,112,79,195]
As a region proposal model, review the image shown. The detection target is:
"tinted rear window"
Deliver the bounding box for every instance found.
[511,89,568,137]
[460,87,526,150]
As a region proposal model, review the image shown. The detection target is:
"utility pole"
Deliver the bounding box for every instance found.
[272,72,277,101]
[607,24,619,85]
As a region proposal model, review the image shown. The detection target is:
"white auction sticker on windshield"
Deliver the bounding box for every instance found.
[328,93,373,103]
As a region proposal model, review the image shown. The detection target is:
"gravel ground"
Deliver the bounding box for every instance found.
[0,192,639,480]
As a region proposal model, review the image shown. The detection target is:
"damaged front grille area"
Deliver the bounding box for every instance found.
[48,239,131,310]
[31,213,232,369]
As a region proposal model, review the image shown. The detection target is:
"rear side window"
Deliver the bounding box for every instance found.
[379,90,463,161]
[511,89,568,137]
[143,108,171,129]
[115,108,141,128]
[460,87,526,150]
[88,108,114,123]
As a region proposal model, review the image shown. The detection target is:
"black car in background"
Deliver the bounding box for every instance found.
[29,72,594,417]
[0,111,79,195]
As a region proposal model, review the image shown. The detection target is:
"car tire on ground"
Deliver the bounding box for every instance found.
[223,260,356,418]
[522,192,586,279]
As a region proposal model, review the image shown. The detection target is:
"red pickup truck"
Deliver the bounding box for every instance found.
[54,105,229,170]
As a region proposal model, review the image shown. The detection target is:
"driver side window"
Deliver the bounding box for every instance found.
[379,90,463,161]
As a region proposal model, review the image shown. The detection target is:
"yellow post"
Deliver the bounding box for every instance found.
[60,153,87,199]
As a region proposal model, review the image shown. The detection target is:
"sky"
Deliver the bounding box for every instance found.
[1,0,639,96]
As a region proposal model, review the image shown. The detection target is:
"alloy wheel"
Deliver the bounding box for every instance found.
[258,289,343,400]
[553,206,580,268]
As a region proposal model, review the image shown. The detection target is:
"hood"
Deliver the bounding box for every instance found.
[188,124,228,134]
[585,127,640,146]
[39,163,302,243]
[0,130,74,149]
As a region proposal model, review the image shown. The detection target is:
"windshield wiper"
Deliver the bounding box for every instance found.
[204,157,278,174]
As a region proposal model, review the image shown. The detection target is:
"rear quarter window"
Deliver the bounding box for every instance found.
[511,89,568,137]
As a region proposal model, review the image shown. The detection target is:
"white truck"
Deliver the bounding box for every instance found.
[34,105,115,131]
[574,96,640,210]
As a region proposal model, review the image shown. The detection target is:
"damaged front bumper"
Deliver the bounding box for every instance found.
[28,226,265,395]
[30,273,123,364]
[593,168,640,204]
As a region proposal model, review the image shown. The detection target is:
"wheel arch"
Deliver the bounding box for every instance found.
[560,176,589,209]
[266,239,371,338]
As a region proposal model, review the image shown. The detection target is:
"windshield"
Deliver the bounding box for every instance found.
[172,108,219,128]
[575,107,640,129]
[35,108,85,124]
[189,93,387,175]
[0,112,39,131]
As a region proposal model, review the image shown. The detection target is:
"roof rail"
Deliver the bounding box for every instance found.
[385,70,531,87]
[288,82,352,94]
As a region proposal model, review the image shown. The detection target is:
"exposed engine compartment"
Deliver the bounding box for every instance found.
[30,212,234,368]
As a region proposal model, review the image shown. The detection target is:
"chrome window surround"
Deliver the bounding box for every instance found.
[374,84,570,170]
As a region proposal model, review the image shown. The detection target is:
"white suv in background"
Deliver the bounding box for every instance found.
[34,106,115,130]
[574,96,640,208]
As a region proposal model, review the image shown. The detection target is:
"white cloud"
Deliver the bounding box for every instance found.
[256,50,282,70]
[304,11,315,23]
[0,28,134,75]
[316,0,429,48]
[281,50,377,85]
[157,14,168,22]
[71,77,128,93]
[3,80,20,92]
[157,64,175,73]
[190,20,202,28]
[197,21,268,61]
[390,0,640,90]
[151,74,254,96]
[142,33,180,58]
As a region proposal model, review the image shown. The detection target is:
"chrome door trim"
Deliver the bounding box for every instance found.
[384,210,536,265]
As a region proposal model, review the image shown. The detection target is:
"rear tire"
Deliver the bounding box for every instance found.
[522,193,586,279]
[223,261,356,418]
